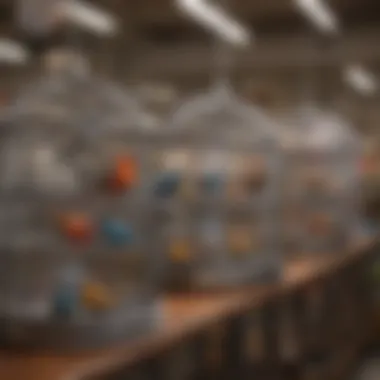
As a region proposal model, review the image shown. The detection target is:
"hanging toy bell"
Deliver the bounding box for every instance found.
[154,172,181,198]
[308,212,334,236]
[60,212,93,244]
[244,157,267,193]
[52,284,79,318]
[107,155,138,193]
[101,219,134,247]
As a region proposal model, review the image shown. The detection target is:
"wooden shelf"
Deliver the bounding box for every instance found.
[0,238,375,380]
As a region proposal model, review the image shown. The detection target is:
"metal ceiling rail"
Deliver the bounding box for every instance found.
[126,31,380,77]
[176,0,251,47]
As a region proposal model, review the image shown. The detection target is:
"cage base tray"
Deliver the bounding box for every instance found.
[0,300,162,352]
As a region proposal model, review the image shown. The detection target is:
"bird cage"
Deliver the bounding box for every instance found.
[0,52,161,350]
[154,84,283,290]
[283,105,361,255]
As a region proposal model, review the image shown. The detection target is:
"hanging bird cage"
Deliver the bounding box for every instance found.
[152,84,284,290]
[0,51,162,350]
[283,104,361,255]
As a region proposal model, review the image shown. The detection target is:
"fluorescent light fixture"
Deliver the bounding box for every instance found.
[343,64,378,96]
[0,39,30,65]
[177,0,251,47]
[294,0,339,35]
[63,0,120,37]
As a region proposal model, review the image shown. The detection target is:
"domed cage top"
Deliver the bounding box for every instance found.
[0,63,162,350]
[283,105,362,255]
[131,85,284,290]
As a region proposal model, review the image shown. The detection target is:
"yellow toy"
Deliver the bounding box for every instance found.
[228,228,252,256]
[82,282,114,311]
[169,240,191,263]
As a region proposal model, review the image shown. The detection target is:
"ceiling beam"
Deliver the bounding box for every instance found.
[127,28,380,79]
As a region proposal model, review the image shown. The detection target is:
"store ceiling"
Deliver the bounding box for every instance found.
[98,0,380,41]
[91,0,379,131]
[1,1,379,39]
[88,0,380,77]
[0,0,378,129]
[0,1,378,61]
